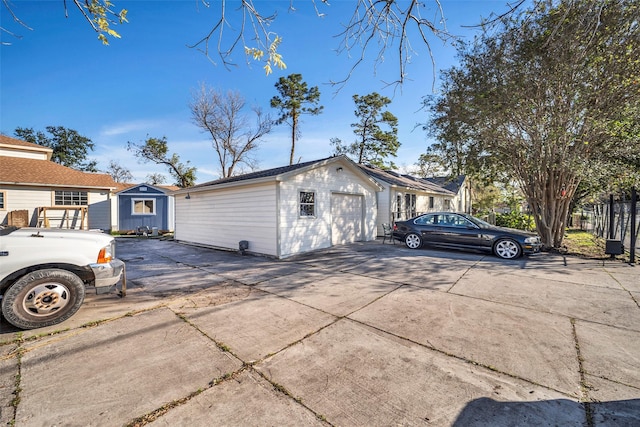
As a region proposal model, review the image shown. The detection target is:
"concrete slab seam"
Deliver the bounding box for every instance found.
[444,286,640,333]
[445,257,486,293]
[124,365,250,427]
[249,367,333,426]
[570,318,595,427]
[171,310,241,358]
[604,270,640,309]
[162,305,333,426]
[344,315,582,401]
[4,340,22,427]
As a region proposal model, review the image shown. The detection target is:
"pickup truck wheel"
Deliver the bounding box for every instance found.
[1,269,86,330]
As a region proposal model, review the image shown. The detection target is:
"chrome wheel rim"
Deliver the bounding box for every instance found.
[495,240,520,259]
[405,234,421,249]
[22,283,71,316]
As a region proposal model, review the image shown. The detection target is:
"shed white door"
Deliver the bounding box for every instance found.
[331,194,364,245]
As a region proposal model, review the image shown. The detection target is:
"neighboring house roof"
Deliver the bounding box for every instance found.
[115,183,136,192]
[175,155,382,193]
[158,185,180,192]
[0,156,117,189]
[358,164,455,195]
[424,175,466,194]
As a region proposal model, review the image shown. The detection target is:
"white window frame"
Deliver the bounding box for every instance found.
[405,193,417,218]
[299,191,316,218]
[54,190,88,206]
[132,198,156,215]
[0,191,5,210]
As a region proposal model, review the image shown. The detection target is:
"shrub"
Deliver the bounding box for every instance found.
[495,211,535,231]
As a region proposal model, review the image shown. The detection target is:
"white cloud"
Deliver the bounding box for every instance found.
[100,119,163,136]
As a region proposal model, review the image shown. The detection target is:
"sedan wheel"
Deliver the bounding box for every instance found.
[494,239,522,259]
[404,233,422,249]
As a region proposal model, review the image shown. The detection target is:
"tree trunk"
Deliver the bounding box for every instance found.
[523,171,579,250]
[290,114,298,165]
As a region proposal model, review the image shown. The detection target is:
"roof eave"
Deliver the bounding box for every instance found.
[172,175,277,194]
[0,181,116,191]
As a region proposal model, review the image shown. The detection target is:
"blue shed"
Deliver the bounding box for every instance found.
[116,184,176,232]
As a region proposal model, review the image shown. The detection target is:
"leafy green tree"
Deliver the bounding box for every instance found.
[14,126,97,171]
[411,152,447,178]
[271,74,323,165]
[127,136,196,188]
[331,93,399,170]
[425,0,640,249]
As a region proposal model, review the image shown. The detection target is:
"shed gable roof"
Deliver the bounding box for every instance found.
[116,183,179,195]
[0,156,117,189]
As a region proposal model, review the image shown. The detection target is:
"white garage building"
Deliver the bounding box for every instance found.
[173,156,382,259]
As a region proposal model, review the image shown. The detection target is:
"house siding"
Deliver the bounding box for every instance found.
[278,164,378,258]
[175,183,278,256]
[375,187,450,235]
[87,191,111,230]
[0,185,111,230]
[0,147,48,160]
[376,187,393,234]
[0,186,52,226]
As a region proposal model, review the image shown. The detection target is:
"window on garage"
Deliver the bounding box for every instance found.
[132,198,156,215]
[0,191,5,209]
[299,191,315,217]
[55,190,88,206]
[429,196,434,209]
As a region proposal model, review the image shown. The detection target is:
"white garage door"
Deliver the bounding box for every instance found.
[331,194,364,245]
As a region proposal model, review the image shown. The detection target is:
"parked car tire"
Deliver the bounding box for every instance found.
[404,233,423,249]
[1,269,86,330]
[493,239,522,259]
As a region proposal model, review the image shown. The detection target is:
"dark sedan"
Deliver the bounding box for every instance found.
[393,212,542,259]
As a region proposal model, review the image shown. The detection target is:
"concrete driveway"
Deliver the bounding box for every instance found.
[1,238,639,426]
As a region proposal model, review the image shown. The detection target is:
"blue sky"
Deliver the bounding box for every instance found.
[1,1,510,184]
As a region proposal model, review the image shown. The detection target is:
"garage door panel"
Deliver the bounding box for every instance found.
[331,194,363,245]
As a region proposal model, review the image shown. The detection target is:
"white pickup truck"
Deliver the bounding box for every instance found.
[0,226,124,330]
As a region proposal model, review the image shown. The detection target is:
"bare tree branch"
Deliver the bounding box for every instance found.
[330,0,453,92]
[190,83,274,177]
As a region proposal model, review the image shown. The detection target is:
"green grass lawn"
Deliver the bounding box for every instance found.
[561,229,608,259]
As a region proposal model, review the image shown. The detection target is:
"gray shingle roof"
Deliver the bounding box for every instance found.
[357,164,455,195]
[189,156,337,189]
[424,175,466,193]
